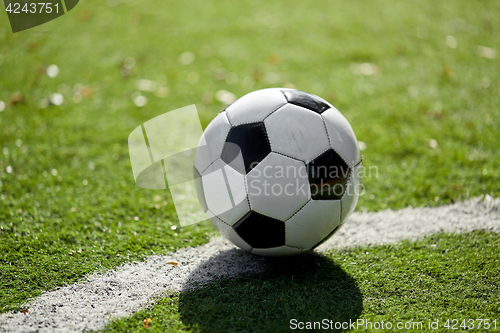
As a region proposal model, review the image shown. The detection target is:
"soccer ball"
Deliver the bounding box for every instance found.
[193,88,362,256]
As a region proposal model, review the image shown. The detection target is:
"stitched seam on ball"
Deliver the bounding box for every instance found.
[221,111,231,139]
[199,158,218,175]
[210,212,229,229]
[249,209,287,222]
[228,103,287,127]
[340,171,354,201]
[261,103,287,122]
[284,198,311,222]
[261,121,273,153]
[225,110,234,126]
[253,245,304,251]
[218,112,232,157]
[279,89,290,102]
[271,143,330,165]
[193,165,202,176]
[286,245,306,250]
[254,245,282,250]
[344,161,363,204]
[213,214,227,225]
[312,198,342,202]
[215,214,252,249]
[320,116,351,167]
[261,153,310,196]
[283,200,309,250]
[228,120,262,128]
[321,116,332,149]
[333,146,350,168]
[306,147,332,165]
[271,151,306,164]
[198,114,232,175]
[339,198,343,222]
[243,176,252,210]
[216,205,248,227]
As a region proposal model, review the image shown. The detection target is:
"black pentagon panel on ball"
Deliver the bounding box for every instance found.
[221,122,271,174]
[193,166,208,213]
[234,211,285,248]
[281,90,331,114]
[307,149,351,200]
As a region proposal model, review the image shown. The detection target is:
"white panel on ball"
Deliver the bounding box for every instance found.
[215,164,250,226]
[285,199,341,249]
[224,88,287,126]
[321,107,361,167]
[211,217,252,252]
[340,164,362,224]
[194,112,231,174]
[265,104,330,163]
[251,246,307,257]
[247,153,310,221]
[201,160,233,217]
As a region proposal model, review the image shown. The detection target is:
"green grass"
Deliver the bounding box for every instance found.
[0,0,499,317]
[102,231,500,332]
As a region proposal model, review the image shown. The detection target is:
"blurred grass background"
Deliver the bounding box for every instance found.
[0,0,499,313]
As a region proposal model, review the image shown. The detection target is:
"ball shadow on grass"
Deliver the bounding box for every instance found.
[178,249,362,332]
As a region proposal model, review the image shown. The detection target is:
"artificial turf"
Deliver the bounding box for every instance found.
[0,0,499,317]
[102,231,500,332]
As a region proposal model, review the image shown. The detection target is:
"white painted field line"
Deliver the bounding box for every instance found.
[318,195,500,250]
[1,197,499,332]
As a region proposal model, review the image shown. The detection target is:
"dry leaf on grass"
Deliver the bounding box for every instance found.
[143,317,152,328]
